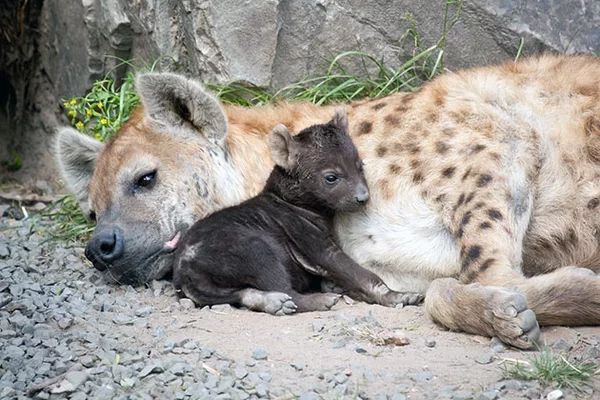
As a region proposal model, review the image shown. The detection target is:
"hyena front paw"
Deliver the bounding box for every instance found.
[488,288,540,349]
[381,291,424,307]
[264,292,297,316]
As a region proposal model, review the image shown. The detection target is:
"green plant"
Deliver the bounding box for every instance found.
[501,347,599,391]
[31,195,95,245]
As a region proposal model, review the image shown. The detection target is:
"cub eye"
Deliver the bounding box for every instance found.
[324,174,339,184]
[134,170,157,190]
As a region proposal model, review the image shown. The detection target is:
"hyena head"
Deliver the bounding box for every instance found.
[55,73,244,285]
[267,108,369,215]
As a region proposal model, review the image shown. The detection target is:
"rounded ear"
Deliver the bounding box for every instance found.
[136,72,228,145]
[268,124,297,170]
[54,127,104,213]
[332,107,349,134]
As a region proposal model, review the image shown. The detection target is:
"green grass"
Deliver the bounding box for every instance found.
[41,0,463,244]
[29,195,95,245]
[502,347,599,392]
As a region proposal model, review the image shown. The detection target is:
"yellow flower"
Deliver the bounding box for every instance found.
[95,133,102,140]
[76,121,84,130]
[68,110,77,117]
[63,102,69,108]
[69,99,77,106]
[97,102,104,109]
[100,118,108,125]
[86,109,92,118]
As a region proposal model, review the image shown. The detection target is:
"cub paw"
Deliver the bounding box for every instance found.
[312,293,341,311]
[489,288,540,349]
[381,291,424,308]
[264,292,297,316]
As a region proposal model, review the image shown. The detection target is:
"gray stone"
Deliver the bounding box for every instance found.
[299,392,319,400]
[475,391,498,400]
[391,395,407,400]
[312,320,325,332]
[412,371,433,382]
[234,367,248,380]
[134,306,153,318]
[474,353,494,365]
[552,339,573,352]
[291,361,306,371]
[425,337,436,348]
[179,298,195,310]
[252,348,268,360]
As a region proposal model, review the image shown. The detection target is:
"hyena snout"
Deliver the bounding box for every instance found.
[354,184,370,205]
[85,226,125,269]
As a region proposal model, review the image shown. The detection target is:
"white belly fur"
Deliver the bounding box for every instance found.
[334,186,461,293]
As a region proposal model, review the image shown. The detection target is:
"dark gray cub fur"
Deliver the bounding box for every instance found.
[172,108,423,314]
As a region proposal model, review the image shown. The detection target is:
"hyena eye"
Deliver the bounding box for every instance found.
[134,170,157,191]
[324,174,339,184]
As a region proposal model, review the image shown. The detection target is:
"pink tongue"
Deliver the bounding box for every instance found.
[164,232,181,249]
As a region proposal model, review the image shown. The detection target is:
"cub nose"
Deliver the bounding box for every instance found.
[85,227,124,268]
[355,186,370,205]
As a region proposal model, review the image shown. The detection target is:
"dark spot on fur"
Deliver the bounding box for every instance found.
[435,194,446,203]
[460,212,473,227]
[461,167,472,181]
[358,121,373,135]
[487,209,503,221]
[457,227,464,239]
[393,142,404,152]
[388,163,401,174]
[453,193,466,212]
[477,174,493,187]
[442,167,456,178]
[472,144,486,153]
[480,258,495,272]
[489,152,501,161]
[479,222,492,230]
[588,198,600,209]
[372,102,387,111]
[436,141,449,154]
[376,146,388,157]
[464,192,475,205]
[474,202,485,210]
[410,159,420,169]
[395,105,408,113]
[467,245,481,261]
[384,114,400,126]
[408,144,421,154]
[413,172,424,183]
[426,113,438,123]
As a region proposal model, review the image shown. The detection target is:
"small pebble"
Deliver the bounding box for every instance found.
[252,348,268,360]
[546,389,563,400]
[474,353,494,365]
[425,337,436,348]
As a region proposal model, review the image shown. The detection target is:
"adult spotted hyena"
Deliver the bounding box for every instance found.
[56,54,600,349]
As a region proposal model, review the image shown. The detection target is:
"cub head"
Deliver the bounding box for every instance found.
[55,73,244,285]
[268,107,369,215]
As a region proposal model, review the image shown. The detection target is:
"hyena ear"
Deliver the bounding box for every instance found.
[268,124,297,170]
[331,107,349,134]
[54,127,104,213]
[136,72,228,146]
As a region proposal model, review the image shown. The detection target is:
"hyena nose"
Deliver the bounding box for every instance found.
[85,227,125,268]
[355,186,370,205]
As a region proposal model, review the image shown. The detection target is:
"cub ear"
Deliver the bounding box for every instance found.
[54,127,104,212]
[136,72,228,145]
[268,124,297,170]
[331,107,349,134]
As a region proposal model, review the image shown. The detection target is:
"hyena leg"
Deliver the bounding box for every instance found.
[426,168,542,348]
[173,270,297,315]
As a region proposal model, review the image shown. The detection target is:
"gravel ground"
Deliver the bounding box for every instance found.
[0,207,599,400]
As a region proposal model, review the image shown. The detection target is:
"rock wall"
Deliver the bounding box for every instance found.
[1,0,599,189]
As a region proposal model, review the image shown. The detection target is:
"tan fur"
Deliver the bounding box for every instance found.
[59,54,600,349]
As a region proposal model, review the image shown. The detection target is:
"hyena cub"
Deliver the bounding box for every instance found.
[173,108,422,314]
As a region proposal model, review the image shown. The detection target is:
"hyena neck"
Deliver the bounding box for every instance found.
[223,102,337,201]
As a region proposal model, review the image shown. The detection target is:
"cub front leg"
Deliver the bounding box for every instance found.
[318,244,423,307]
